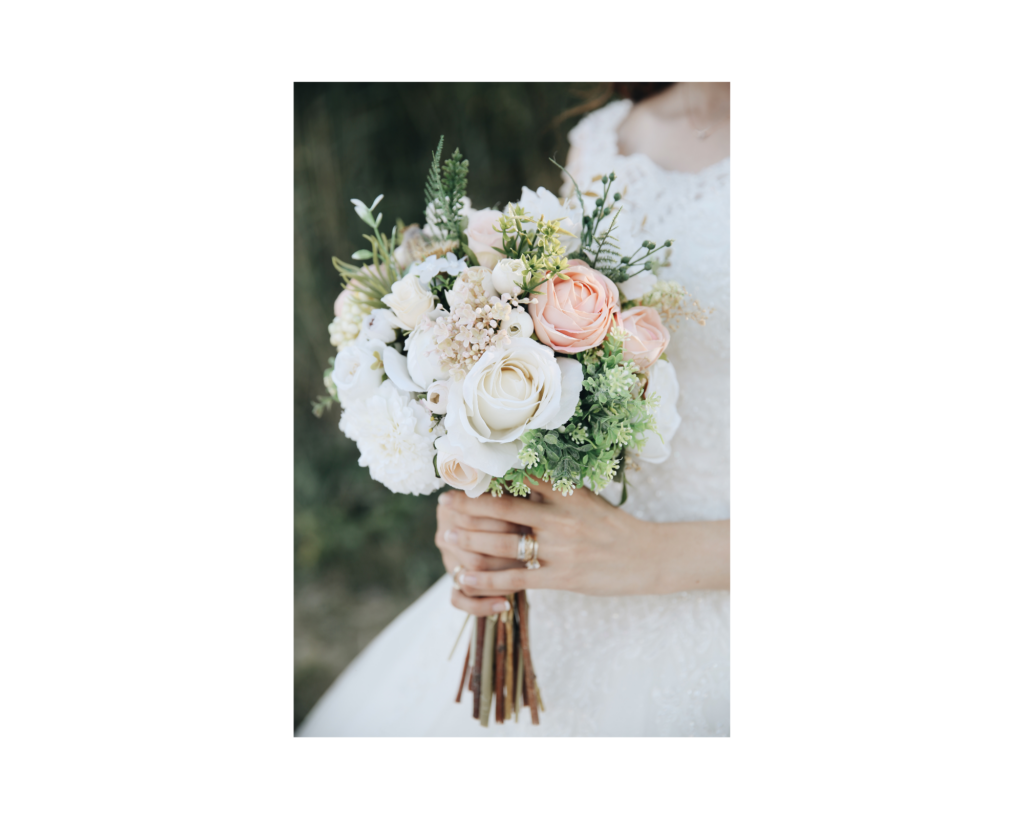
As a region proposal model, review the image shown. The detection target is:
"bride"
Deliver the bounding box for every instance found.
[298,82,731,737]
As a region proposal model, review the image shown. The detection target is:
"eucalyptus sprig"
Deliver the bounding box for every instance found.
[553,158,674,283]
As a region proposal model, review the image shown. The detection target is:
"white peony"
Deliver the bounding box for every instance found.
[339,380,444,496]
[491,258,527,297]
[422,380,450,415]
[516,186,584,254]
[382,272,435,331]
[357,308,402,344]
[501,308,534,340]
[633,359,681,464]
[331,338,387,409]
[445,337,584,476]
[435,435,492,498]
[618,270,658,302]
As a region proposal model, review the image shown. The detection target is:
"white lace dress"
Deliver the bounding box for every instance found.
[298,99,730,737]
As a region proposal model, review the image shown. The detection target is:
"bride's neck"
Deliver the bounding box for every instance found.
[649,83,730,121]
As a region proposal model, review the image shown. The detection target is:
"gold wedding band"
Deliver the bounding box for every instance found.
[525,539,541,570]
[517,534,537,563]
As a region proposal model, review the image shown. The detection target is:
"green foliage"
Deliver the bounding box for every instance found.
[554,159,674,283]
[424,137,471,246]
[495,205,570,294]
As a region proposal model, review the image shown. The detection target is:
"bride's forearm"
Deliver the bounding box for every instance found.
[643,519,730,594]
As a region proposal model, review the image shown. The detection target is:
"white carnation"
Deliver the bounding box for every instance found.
[339,380,444,496]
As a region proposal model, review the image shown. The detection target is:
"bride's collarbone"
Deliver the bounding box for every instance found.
[617,107,730,175]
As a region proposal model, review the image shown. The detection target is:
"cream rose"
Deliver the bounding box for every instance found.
[435,435,492,498]
[422,380,450,415]
[619,305,670,371]
[465,208,505,269]
[331,338,387,409]
[529,261,620,353]
[445,337,584,476]
[382,272,435,330]
[492,258,527,297]
[501,309,534,340]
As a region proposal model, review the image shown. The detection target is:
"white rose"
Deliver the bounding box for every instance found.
[445,337,584,476]
[331,338,387,409]
[465,208,505,270]
[357,308,401,344]
[516,186,583,254]
[422,380,450,415]
[618,270,657,302]
[633,360,681,464]
[382,272,435,330]
[501,309,534,340]
[491,258,527,297]
[435,435,492,498]
[404,312,449,389]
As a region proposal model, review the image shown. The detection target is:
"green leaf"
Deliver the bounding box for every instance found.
[351,249,373,260]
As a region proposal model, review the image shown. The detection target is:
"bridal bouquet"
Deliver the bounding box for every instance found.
[315,138,701,726]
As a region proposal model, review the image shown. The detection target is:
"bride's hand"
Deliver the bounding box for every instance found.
[434,494,525,613]
[436,481,668,616]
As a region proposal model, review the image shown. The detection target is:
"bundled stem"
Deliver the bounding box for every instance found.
[494,611,506,723]
[455,639,471,703]
[478,615,497,728]
[471,616,484,719]
[516,591,540,725]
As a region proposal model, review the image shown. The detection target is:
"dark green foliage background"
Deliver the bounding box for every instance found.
[294,83,593,728]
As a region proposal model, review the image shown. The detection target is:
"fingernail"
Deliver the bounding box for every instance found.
[493,600,511,613]
[444,528,458,544]
[460,573,477,586]
[438,492,453,506]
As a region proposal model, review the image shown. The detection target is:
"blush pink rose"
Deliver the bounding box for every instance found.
[528,262,620,353]
[618,305,670,371]
[465,208,505,269]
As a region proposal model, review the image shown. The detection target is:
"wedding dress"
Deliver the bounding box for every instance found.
[298,99,730,737]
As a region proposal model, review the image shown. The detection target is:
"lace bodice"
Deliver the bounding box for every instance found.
[562,99,731,523]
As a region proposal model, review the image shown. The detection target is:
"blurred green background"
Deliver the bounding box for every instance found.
[293,82,601,728]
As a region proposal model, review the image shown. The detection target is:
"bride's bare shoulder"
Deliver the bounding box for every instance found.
[615,84,730,174]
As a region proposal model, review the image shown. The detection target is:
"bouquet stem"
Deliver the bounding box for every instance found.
[478,615,497,727]
[471,615,485,719]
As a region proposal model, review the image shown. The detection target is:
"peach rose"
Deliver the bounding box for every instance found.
[465,208,505,269]
[618,306,670,371]
[528,262,620,353]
